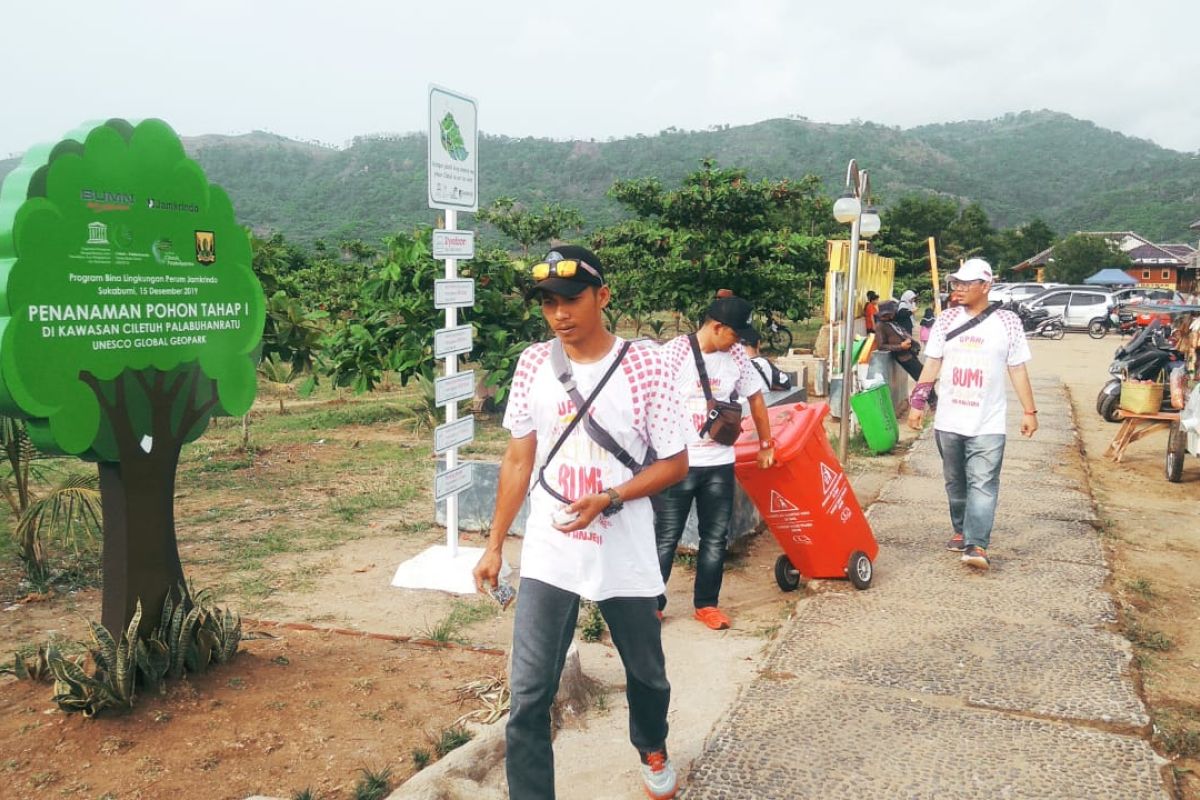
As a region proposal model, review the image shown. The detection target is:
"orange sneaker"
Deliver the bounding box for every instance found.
[693,606,731,630]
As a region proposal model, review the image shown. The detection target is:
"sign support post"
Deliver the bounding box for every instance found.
[392,85,502,595]
[443,207,460,556]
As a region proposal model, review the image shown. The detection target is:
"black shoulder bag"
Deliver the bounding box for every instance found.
[689,333,743,447]
[943,302,1001,344]
[537,339,637,505]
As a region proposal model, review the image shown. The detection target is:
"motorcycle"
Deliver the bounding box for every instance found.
[1017,306,1065,340]
[1095,320,1185,423]
[1087,305,1137,339]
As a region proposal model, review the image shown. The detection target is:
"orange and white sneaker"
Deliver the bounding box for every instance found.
[640,749,678,799]
[693,606,731,630]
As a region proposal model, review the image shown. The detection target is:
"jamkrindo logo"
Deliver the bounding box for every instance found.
[194,231,216,264]
[147,196,200,213]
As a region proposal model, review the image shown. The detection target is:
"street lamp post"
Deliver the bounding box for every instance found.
[832,159,881,463]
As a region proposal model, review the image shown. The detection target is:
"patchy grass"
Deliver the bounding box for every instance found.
[434,726,473,758]
[1125,578,1155,602]
[1127,620,1174,652]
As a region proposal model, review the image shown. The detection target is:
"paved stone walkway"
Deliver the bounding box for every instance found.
[683,378,1170,799]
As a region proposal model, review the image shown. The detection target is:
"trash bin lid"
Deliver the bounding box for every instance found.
[734,402,829,464]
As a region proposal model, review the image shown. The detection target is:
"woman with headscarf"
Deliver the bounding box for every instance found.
[897,290,918,335]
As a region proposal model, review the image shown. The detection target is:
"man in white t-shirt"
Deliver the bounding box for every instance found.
[655,297,773,630]
[906,258,1039,570]
[472,245,689,800]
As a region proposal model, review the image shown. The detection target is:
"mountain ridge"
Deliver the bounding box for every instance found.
[2,110,1196,246]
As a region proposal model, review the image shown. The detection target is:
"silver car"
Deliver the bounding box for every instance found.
[1022,286,1118,329]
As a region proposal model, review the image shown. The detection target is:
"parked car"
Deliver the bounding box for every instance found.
[989,282,1064,306]
[1021,286,1118,329]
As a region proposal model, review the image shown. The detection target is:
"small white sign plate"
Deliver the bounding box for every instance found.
[435,370,476,406]
[432,230,476,260]
[434,463,473,501]
[434,324,473,358]
[434,278,476,309]
[434,415,475,454]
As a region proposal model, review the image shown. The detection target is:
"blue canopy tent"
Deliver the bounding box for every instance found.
[1084,269,1137,286]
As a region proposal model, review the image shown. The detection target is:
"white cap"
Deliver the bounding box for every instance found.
[949,258,993,283]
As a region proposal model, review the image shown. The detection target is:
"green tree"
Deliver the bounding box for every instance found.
[321,228,543,405]
[994,218,1057,275]
[592,159,827,325]
[476,197,584,259]
[0,120,264,636]
[1043,234,1132,284]
[876,194,961,278]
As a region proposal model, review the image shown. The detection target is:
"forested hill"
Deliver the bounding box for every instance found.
[3,110,1197,245]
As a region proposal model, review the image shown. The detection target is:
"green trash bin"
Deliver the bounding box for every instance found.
[850,384,898,454]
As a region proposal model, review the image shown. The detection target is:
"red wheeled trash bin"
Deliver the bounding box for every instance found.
[734,402,879,590]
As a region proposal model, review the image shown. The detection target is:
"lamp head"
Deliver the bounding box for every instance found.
[833,190,861,224]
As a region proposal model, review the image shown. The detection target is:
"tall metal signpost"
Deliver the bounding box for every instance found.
[391,85,483,594]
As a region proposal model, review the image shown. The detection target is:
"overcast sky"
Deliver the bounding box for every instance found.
[4,0,1199,158]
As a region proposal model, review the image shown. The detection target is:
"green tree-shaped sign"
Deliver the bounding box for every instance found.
[0,119,264,635]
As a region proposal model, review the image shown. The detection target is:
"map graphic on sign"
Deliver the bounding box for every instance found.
[439,113,469,161]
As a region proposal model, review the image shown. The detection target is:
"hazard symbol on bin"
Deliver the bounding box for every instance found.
[769,490,799,514]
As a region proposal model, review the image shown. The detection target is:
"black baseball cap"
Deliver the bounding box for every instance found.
[705,296,756,339]
[524,245,606,300]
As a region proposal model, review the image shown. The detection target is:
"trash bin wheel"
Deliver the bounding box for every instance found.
[774,554,803,592]
[846,551,873,590]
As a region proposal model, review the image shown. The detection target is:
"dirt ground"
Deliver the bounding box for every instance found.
[0,630,506,800]
[1032,332,1200,798]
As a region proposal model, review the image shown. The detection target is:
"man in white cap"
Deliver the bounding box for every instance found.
[905,258,1038,570]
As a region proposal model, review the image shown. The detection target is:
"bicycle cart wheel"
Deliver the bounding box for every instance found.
[1166,422,1186,483]
[765,325,793,355]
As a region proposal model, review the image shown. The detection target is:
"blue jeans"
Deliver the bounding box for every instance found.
[653,464,736,611]
[506,578,670,800]
[934,430,1006,549]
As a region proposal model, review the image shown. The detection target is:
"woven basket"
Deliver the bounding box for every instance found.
[1119,381,1164,415]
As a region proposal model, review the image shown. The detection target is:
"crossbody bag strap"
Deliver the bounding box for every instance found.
[549,338,650,473]
[538,339,633,504]
[943,302,1000,344]
[689,333,739,438]
[750,359,772,389]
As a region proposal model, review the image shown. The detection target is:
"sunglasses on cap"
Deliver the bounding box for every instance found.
[531,259,602,283]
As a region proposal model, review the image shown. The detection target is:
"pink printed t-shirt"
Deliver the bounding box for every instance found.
[924,307,1031,437]
[659,335,766,467]
[503,337,687,601]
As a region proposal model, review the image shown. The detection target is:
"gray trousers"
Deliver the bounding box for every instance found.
[506,577,671,800]
[935,430,1007,549]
